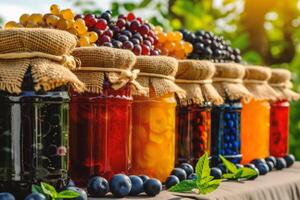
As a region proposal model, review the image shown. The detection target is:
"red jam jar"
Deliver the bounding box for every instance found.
[269,100,289,157]
[70,47,136,186]
[268,69,300,157]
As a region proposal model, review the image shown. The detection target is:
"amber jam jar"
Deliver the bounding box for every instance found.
[70,80,132,185]
[175,60,222,167]
[131,56,184,182]
[268,69,300,157]
[210,63,250,166]
[0,69,70,197]
[69,47,137,186]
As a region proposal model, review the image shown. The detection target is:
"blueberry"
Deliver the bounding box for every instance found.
[66,187,88,200]
[244,163,256,169]
[0,193,15,200]
[210,167,222,179]
[187,173,197,180]
[275,158,287,170]
[65,179,76,188]
[256,163,269,175]
[216,163,228,174]
[109,174,132,198]
[284,154,295,167]
[179,163,194,177]
[165,175,180,189]
[139,175,149,183]
[251,158,266,166]
[248,167,260,180]
[235,164,244,169]
[128,175,143,196]
[24,193,45,200]
[171,168,187,181]
[265,156,277,166]
[143,178,162,197]
[266,161,274,171]
[87,176,109,197]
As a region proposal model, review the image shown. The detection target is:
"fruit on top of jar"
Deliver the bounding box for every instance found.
[154,27,193,59]
[180,29,242,63]
[4,4,98,47]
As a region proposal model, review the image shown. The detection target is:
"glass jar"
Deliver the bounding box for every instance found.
[210,100,242,166]
[131,92,176,182]
[0,69,69,198]
[176,104,211,166]
[241,99,270,164]
[70,79,132,186]
[269,100,289,157]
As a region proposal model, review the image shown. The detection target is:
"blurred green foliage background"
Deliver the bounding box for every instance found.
[1,0,300,158]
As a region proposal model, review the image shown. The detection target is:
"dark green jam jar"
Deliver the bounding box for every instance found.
[0,68,70,197]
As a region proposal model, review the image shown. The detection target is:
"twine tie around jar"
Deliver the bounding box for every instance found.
[0,51,77,70]
[213,77,243,84]
[243,79,268,84]
[138,72,176,82]
[175,79,213,84]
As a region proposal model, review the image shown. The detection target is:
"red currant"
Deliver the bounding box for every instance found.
[133,45,142,55]
[127,12,135,21]
[95,19,107,30]
[138,25,150,35]
[141,44,150,55]
[116,18,126,29]
[123,41,134,50]
[130,20,140,32]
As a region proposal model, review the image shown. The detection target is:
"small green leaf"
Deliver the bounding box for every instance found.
[196,152,210,180]
[219,155,238,173]
[32,184,43,194]
[169,180,197,192]
[57,190,80,199]
[198,176,214,185]
[41,182,57,198]
[240,167,258,179]
[235,168,244,179]
[198,179,221,194]
[222,173,235,179]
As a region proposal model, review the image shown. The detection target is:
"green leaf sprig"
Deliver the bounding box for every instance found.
[220,155,258,180]
[169,152,221,194]
[32,182,80,200]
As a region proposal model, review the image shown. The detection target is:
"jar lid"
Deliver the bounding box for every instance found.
[243,65,278,101]
[72,46,146,95]
[212,62,251,100]
[0,28,83,94]
[268,68,300,101]
[133,56,185,98]
[175,60,223,106]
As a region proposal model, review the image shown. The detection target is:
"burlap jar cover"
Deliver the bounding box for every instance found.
[133,56,185,98]
[0,28,84,94]
[71,46,146,94]
[213,63,251,100]
[268,68,300,101]
[175,60,223,106]
[243,65,278,101]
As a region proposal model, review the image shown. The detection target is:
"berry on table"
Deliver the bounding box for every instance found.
[0,193,15,200]
[139,175,149,183]
[171,167,187,181]
[66,187,88,200]
[210,167,222,179]
[178,163,194,177]
[165,175,180,189]
[87,176,109,197]
[143,178,162,197]
[128,175,144,196]
[109,174,132,198]
[284,154,295,167]
[275,158,287,170]
[256,163,269,175]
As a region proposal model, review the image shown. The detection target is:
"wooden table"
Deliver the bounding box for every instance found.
[90,162,300,200]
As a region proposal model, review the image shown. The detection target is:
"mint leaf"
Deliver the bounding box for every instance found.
[198,175,214,185]
[219,155,237,173]
[240,167,258,179]
[169,180,197,192]
[57,190,80,198]
[235,168,244,179]
[222,173,235,179]
[198,179,221,194]
[196,152,210,180]
[41,182,57,198]
[32,184,43,194]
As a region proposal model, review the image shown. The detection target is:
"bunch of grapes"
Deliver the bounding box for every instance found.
[180,29,242,63]
[154,27,193,59]
[80,11,160,55]
[4,4,98,47]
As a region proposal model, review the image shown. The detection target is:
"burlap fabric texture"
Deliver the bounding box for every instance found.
[71,46,147,95]
[133,56,185,98]
[243,65,278,101]
[268,68,300,101]
[0,28,84,94]
[213,62,251,100]
[175,60,223,106]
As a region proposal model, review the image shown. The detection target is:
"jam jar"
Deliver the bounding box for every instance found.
[270,100,289,157]
[70,78,132,186]
[210,100,242,165]
[131,92,176,182]
[0,69,69,197]
[176,104,211,166]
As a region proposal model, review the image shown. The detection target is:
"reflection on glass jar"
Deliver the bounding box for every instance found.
[270,100,289,157]
[176,105,211,166]
[131,93,176,182]
[70,80,132,186]
[211,100,242,166]
[0,70,69,198]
